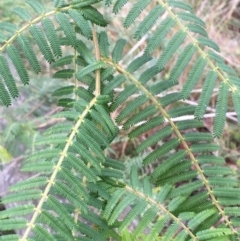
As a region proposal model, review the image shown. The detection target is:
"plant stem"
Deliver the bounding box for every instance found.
[92,24,101,96]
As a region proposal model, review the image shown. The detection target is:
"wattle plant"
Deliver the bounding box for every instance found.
[0,0,240,240]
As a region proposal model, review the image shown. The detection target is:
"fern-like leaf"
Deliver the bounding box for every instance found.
[42,18,62,57]
[0,22,17,34]
[123,0,151,28]
[99,31,110,58]
[144,17,176,55]
[78,6,108,27]
[113,0,128,14]
[134,5,165,40]
[17,35,41,73]
[156,31,187,69]
[52,0,64,7]
[76,40,95,64]
[169,44,196,84]
[0,55,18,98]
[30,24,55,63]
[56,12,77,47]
[232,92,240,124]
[213,83,229,138]
[12,7,31,21]
[194,71,218,119]
[177,11,205,27]
[197,36,220,52]
[112,39,126,63]
[77,61,106,78]
[26,0,45,14]
[53,69,74,79]
[167,0,193,13]
[69,9,92,39]
[127,55,152,73]
[7,45,29,85]
[51,55,74,68]
[181,57,207,99]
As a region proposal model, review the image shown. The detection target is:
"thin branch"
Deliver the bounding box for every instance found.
[92,24,101,96]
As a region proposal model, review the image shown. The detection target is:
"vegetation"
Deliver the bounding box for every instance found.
[0,0,240,240]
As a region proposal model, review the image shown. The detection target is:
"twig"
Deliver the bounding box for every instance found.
[92,24,101,96]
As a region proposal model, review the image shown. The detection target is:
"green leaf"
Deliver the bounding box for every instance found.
[17,35,41,73]
[111,85,137,112]
[108,193,136,224]
[177,12,205,27]
[0,55,18,98]
[147,217,169,241]
[195,71,218,119]
[145,17,176,55]
[51,55,74,68]
[189,209,216,230]
[132,207,158,237]
[65,153,97,182]
[127,55,152,73]
[71,0,102,8]
[76,40,95,64]
[102,75,126,94]
[187,23,208,37]
[0,235,19,241]
[167,0,193,12]
[151,150,186,181]
[58,98,73,108]
[12,7,31,21]
[77,61,106,78]
[169,44,196,84]
[21,161,54,173]
[9,176,48,191]
[102,188,126,219]
[134,5,165,40]
[39,210,73,240]
[53,69,74,79]
[79,6,108,27]
[0,218,27,231]
[232,92,240,125]
[55,12,77,47]
[124,0,151,28]
[116,95,148,123]
[42,18,62,57]
[2,190,42,204]
[30,25,55,63]
[69,9,92,39]
[99,31,110,58]
[197,36,220,52]
[0,205,34,219]
[58,98,74,108]
[0,22,17,33]
[197,228,232,240]
[52,85,75,96]
[27,0,45,13]
[52,0,64,7]
[213,83,229,138]
[137,125,172,153]
[181,57,207,99]
[113,0,128,14]
[143,138,180,165]
[156,31,187,69]
[123,105,157,130]
[33,224,57,241]
[7,45,29,85]
[112,39,126,63]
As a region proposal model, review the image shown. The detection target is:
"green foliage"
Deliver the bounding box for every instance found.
[0,0,240,240]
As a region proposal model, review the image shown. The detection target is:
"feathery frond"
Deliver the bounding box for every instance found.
[0,0,240,240]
